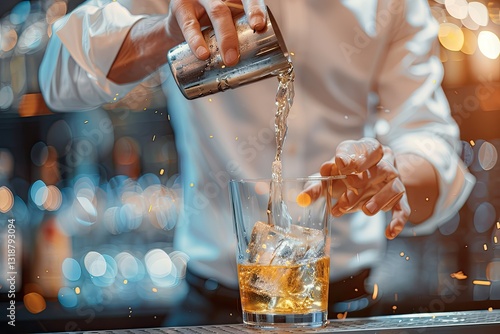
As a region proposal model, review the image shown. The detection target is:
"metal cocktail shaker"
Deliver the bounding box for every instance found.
[167,8,291,100]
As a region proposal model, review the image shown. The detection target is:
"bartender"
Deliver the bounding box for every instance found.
[39,0,475,325]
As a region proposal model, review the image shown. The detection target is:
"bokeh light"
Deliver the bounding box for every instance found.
[58,287,78,308]
[62,258,82,282]
[445,0,469,20]
[468,1,489,26]
[9,1,31,25]
[116,252,145,282]
[145,184,179,230]
[23,292,46,314]
[0,85,15,110]
[478,141,498,171]
[30,180,48,208]
[84,251,107,277]
[145,249,172,279]
[254,181,269,195]
[72,195,97,226]
[486,261,500,281]
[43,185,62,211]
[489,1,500,24]
[473,202,497,233]
[461,13,480,30]
[0,186,14,213]
[45,1,68,25]
[478,31,500,59]
[438,22,465,51]
[460,28,477,55]
[90,254,117,287]
[0,27,18,52]
[17,20,46,54]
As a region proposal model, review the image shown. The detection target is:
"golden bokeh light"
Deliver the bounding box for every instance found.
[438,23,465,51]
[0,186,14,213]
[46,1,68,25]
[489,2,500,24]
[461,28,478,54]
[296,192,312,207]
[24,292,47,314]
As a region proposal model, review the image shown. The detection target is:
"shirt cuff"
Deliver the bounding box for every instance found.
[391,134,476,236]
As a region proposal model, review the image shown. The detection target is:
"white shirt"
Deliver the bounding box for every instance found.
[39,0,475,288]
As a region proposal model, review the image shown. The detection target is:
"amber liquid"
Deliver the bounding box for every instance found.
[238,256,329,315]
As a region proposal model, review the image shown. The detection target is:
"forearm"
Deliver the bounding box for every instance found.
[107,16,179,84]
[396,153,440,224]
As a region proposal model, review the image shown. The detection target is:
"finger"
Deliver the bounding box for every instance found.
[203,0,240,66]
[335,138,383,174]
[171,1,211,60]
[344,159,399,190]
[385,193,410,240]
[320,161,340,176]
[361,179,406,216]
[331,188,373,216]
[242,0,267,31]
[382,145,396,165]
[319,162,347,199]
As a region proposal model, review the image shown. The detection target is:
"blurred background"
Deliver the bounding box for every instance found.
[0,0,499,332]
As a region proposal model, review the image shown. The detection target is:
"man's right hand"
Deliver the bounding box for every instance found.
[166,0,267,67]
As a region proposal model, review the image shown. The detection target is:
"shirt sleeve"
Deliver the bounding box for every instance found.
[374,0,475,236]
[39,0,145,111]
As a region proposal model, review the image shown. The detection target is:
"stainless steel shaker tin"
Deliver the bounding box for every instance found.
[167,8,291,100]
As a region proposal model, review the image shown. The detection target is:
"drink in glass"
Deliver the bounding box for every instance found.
[230,176,342,328]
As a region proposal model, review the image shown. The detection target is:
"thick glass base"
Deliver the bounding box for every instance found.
[242,311,328,329]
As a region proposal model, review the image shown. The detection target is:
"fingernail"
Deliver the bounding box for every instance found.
[337,154,351,170]
[250,15,266,31]
[195,46,209,58]
[364,201,378,215]
[387,220,404,239]
[224,48,239,66]
[393,223,404,235]
[346,190,356,204]
[331,207,342,217]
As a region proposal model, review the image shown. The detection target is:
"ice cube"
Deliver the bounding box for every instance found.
[247,221,325,265]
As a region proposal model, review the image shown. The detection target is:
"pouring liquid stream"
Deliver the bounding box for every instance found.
[267,63,295,231]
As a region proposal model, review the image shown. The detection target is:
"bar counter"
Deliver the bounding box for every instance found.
[58,309,500,334]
